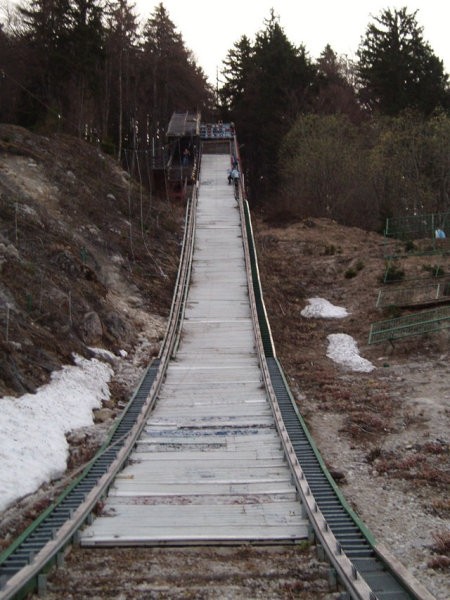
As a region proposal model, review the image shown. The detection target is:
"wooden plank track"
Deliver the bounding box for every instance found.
[81,153,308,546]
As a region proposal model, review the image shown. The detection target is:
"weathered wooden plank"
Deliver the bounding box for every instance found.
[81,153,307,547]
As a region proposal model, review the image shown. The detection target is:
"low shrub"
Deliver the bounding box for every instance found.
[383,262,405,283]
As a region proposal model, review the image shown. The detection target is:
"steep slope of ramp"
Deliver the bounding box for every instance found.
[81,154,307,545]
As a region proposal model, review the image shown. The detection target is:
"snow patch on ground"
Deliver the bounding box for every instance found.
[327,333,375,372]
[301,297,349,318]
[0,354,113,512]
[301,298,373,372]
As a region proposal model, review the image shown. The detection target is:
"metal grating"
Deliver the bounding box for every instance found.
[266,358,412,599]
[242,197,416,599]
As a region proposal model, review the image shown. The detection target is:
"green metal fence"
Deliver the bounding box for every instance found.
[376,279,450,308]
[368,305,450,344]
[385,211,450,240]
[384,211,450,258]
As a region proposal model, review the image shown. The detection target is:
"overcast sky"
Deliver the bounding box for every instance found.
[135,1,450,84]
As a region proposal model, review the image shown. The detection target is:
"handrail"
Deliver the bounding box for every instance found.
[158,179,198,360]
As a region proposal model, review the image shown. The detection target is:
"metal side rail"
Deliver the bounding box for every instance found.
[267,357,430,600]
[0,184,199,600]
[238,192,435,600]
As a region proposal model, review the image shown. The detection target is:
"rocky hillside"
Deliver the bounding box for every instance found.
[0,124,183,398]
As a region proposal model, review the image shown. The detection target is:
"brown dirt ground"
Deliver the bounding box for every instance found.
[0,126,448,598]
[253,215,450,598]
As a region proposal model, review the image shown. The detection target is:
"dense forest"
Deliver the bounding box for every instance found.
[1,1,450,230]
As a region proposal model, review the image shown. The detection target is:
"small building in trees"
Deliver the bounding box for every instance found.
[162,111,236,200]
[165,111,201,200]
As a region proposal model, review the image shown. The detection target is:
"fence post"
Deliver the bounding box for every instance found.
[6,305,10,342]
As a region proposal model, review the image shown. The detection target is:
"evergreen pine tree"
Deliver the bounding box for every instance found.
[357,7,449,116]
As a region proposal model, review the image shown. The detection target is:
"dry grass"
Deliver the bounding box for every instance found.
[428,530,450,570]
[364,444,449,487]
